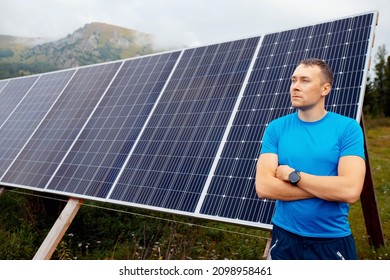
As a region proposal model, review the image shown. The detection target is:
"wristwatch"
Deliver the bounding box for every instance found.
[289,170,301,185]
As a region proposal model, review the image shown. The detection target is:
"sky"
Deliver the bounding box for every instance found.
[0,0,389,63]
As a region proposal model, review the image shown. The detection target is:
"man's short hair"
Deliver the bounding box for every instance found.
[298,58,334,86]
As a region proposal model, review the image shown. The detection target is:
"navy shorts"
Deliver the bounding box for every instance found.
[268,224,358,260]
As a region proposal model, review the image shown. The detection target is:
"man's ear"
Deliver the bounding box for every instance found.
[321,83,331,97]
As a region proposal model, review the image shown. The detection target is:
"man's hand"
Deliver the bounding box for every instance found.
[275,165,294,182]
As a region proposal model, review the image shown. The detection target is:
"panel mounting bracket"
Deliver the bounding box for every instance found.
[360,114,385,248]
[33,197,83,260]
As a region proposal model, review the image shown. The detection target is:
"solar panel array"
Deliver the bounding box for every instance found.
[0,11,377,229]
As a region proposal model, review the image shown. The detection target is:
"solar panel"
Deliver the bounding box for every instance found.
[0,70,76,178]
[0,76,40,176]
[108,37,260,212]
[0,11,377,230]
[46,52,181,198]
[2,62,121,188]
[0,76,39,128]
[0,79,8,93]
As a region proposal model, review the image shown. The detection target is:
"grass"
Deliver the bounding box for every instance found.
[350,117,390,259]
[0,117,389,260]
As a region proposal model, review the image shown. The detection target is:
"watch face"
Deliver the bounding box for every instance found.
[289,171,300,184]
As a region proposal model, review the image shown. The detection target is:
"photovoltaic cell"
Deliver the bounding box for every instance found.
[0,70,76,178]
[108,37,260,212]
[46,52,181,198]
[2,62,121,188]
[199,12,375,227]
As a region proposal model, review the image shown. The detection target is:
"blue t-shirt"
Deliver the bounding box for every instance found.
[260,111,365,237]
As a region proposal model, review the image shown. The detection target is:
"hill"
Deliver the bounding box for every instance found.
[0,22,159,78]
[0,35,51,56]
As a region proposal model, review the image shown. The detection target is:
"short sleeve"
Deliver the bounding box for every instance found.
[340,120,365,160]
[260,120,279,155]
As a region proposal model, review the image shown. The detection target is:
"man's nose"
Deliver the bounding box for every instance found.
[291,82,300,91]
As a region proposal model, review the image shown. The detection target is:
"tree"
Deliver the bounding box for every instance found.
[371,45,390,117]
[363,75,381,117]
[384,55,390,116]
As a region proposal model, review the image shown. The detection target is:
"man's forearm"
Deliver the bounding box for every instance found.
[275,156,365,204]
[256,175,314,201]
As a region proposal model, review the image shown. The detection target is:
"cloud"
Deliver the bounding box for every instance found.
[0,0,388,56]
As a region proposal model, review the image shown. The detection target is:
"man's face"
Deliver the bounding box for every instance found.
[290,64,328,110]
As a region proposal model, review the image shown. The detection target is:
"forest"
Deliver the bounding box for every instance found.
[363,45,390,118]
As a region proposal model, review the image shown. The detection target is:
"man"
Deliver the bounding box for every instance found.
[255,58,366,260]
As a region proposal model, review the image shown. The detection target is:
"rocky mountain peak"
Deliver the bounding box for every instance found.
[0,22,159,77]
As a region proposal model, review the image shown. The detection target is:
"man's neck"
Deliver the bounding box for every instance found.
[297,108,327,122]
